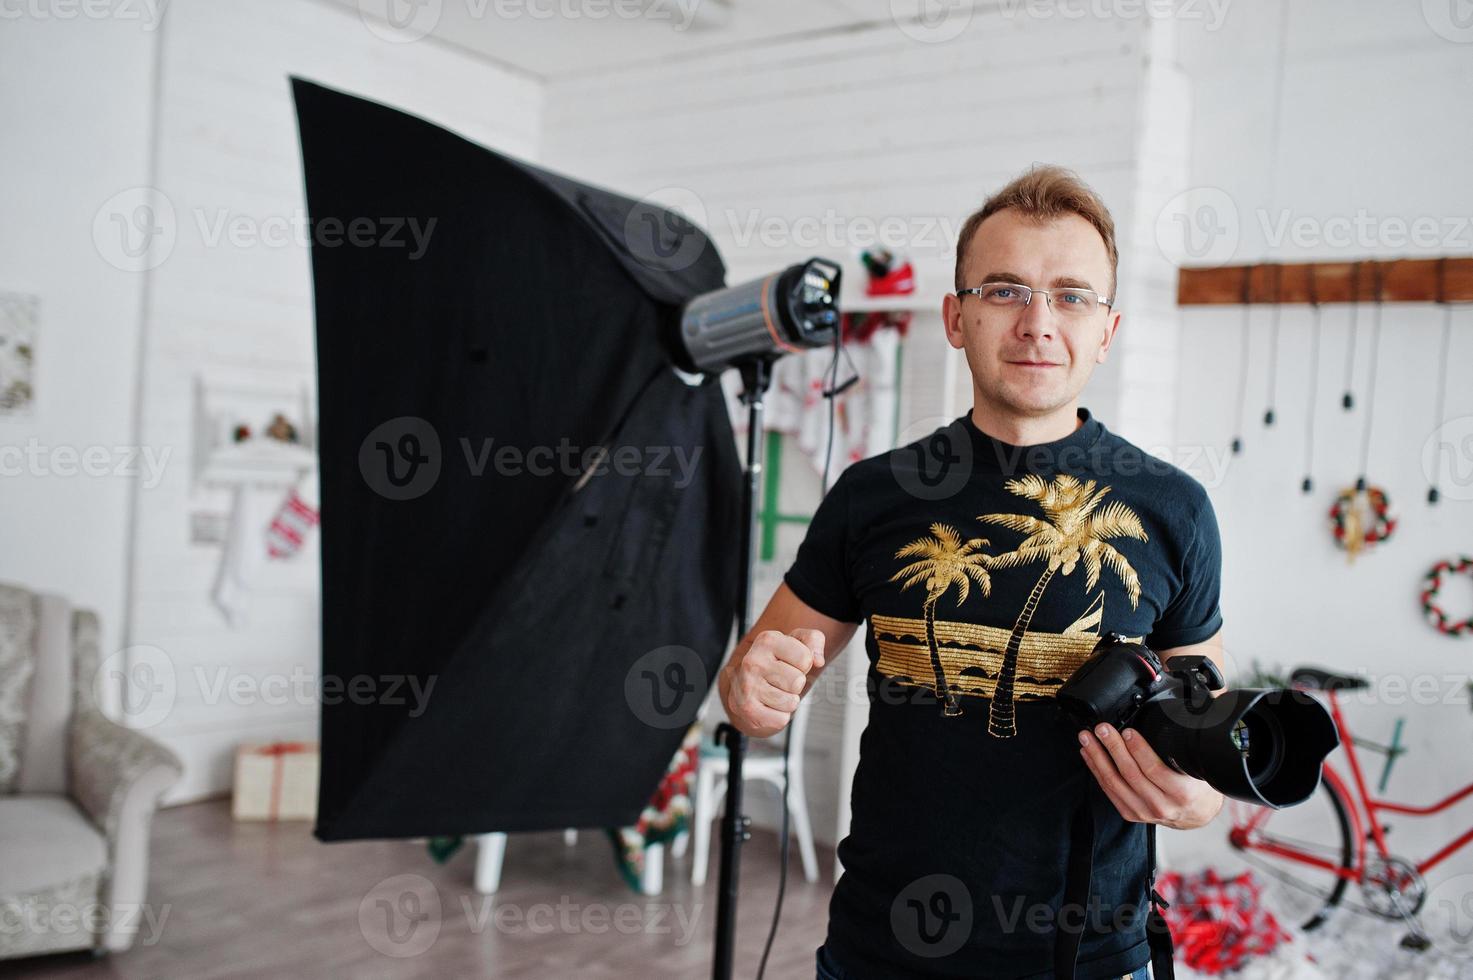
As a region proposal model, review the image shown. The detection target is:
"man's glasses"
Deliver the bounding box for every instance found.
[956,282,1112,317]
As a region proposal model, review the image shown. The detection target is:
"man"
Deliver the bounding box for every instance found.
[718,165,1226,979]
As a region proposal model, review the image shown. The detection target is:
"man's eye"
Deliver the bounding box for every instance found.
[1059,291,1087,304]
[988,287,1016,300]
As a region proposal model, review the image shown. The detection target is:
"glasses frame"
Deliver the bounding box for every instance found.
[956,281,1113,315]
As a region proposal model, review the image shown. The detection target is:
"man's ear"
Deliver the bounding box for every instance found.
[942,292,965,351]
[1096,308,1122,363]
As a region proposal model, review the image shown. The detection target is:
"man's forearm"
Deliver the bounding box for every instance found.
[717,657,734,716]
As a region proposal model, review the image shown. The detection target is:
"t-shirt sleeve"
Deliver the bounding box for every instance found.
[782,468,862,624]
[1147,488,1225,650]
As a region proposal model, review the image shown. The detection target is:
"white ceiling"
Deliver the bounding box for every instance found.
[343,0,933,79]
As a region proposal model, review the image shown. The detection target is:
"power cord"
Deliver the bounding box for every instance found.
[754,321,852,979]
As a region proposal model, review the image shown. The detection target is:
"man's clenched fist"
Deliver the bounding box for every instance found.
[720,628,826,738]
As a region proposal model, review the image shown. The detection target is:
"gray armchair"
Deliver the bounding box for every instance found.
[0,584,182,959]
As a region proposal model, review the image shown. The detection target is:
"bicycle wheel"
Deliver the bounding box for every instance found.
[1226,775,1356,932]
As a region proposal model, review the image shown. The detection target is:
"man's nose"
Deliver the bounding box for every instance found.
[1015,294,1056,341]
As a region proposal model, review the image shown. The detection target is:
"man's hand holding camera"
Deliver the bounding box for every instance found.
[1078,723,1225,830]
[720,628,826,738]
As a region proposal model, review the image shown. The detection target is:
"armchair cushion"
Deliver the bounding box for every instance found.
[0,796,107,896]
[0,796,108,958]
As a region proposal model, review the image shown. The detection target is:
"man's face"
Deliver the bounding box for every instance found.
[943,208,1120,419]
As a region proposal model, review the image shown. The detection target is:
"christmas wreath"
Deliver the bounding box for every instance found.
[1329,483,1396,559]
[1422,557,1473,637]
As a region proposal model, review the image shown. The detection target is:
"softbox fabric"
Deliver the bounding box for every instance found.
[291,78,740,841]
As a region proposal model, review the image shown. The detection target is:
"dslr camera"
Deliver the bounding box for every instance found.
[1057,633,1339,808]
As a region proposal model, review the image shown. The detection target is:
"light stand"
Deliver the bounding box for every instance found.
[711,355,774,980]
[678,257,840,980]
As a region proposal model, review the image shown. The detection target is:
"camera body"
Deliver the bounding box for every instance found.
[1056,631,1220,725]
[1057,633,1339,809]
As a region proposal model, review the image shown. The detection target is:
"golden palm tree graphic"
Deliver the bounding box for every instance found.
[890,523,993,717]
[978,474,1147,738]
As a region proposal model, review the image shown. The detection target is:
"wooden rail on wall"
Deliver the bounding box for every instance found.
[1177,257,1473,306]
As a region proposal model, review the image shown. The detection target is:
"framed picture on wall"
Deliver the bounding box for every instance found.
[0,291,37,416]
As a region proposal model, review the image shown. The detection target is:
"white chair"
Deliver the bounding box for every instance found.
[687,695,818,886]
[0,585,182,960]
[474,828,669,895]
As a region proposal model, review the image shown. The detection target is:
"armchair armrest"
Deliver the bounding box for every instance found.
[67,609,183,839]
[68,708,182,842]
[66,610,183,953]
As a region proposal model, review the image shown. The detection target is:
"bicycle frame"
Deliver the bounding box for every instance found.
[1234,688,1473,885]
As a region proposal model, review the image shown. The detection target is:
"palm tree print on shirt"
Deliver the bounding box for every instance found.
[978,474,1147,738]
[889,523,992,717]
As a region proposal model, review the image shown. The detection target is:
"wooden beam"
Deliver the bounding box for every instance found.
[1177,257,1473,306]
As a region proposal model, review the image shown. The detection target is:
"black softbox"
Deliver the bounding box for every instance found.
[291,78,740,841]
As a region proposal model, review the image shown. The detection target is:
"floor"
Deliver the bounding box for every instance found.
[9,800,1472,979]
[4,800,833,980]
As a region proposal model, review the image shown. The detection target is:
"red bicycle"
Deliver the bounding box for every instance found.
[1226,667,1473,947]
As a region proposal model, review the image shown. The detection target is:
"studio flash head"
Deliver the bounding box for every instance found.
[678,257,842,374]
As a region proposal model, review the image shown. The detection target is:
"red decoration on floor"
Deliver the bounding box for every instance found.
[1156,867,1294,974]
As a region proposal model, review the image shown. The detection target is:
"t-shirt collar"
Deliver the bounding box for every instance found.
[958,407,1105,475]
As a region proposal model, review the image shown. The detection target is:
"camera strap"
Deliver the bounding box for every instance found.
[1053,799,1175,980]
[1052,799,1093,979]
[1144,823,1176,980]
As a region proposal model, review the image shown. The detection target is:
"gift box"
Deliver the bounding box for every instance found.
[232,741,319,821]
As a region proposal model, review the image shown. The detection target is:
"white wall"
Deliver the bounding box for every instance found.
[121,0,542,802]
[542,9,1192,846]
[0,11,158,674]
[1164,0,1473,872]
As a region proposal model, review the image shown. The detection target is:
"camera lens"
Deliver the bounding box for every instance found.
[1239,710,1285,789]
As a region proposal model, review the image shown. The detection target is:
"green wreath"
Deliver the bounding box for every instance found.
[1422,557,1473,638]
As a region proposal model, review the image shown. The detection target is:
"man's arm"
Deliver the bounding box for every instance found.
[718,582,859,738]
[1159,630,1227,689]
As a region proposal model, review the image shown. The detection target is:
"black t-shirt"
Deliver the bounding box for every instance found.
[785,408,1223,980]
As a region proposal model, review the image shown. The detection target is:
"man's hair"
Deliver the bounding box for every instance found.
[953,164,1118,302]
